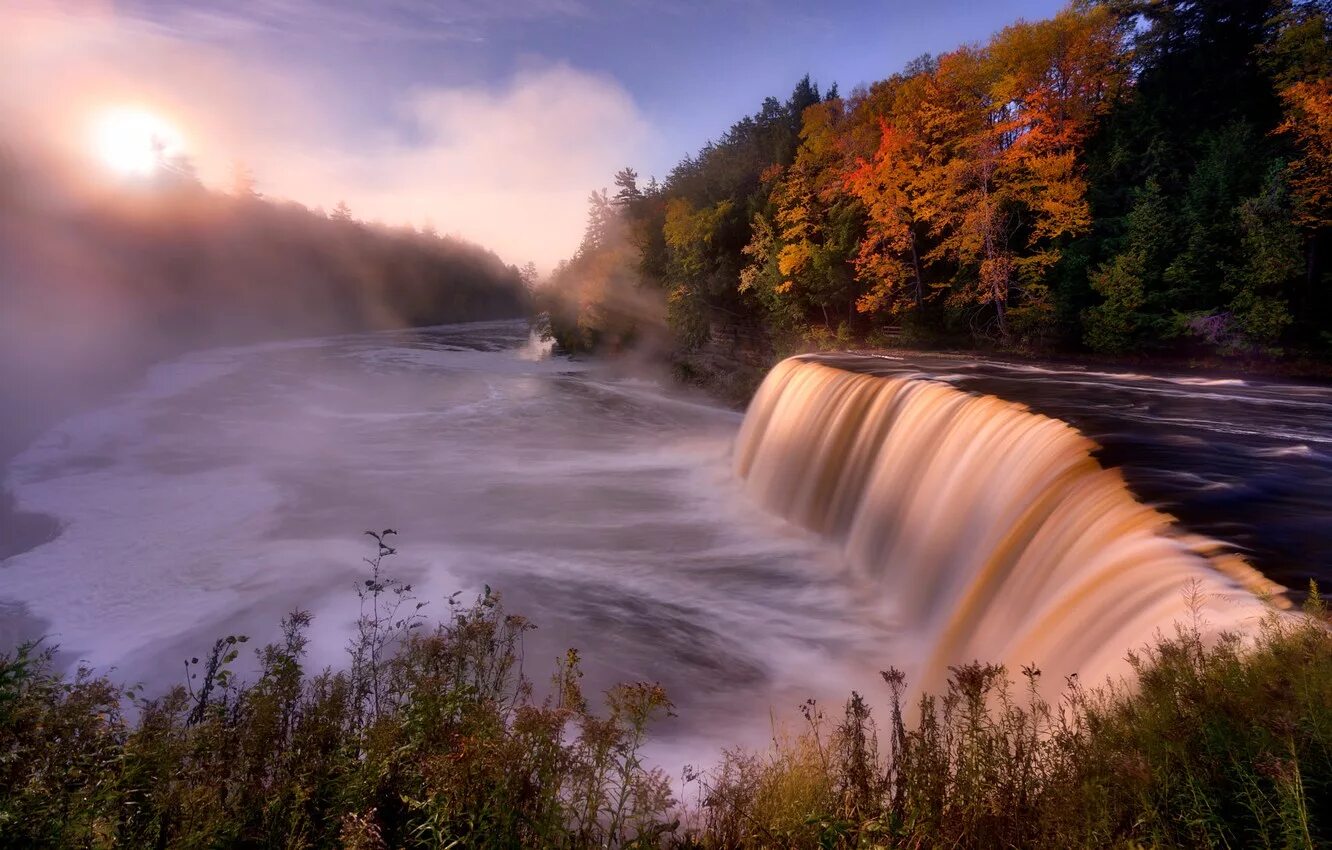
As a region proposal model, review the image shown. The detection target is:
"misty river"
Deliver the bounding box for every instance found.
[2,319,1330,769]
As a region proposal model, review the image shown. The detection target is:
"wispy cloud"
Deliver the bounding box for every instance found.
[272,64,651,266]
[111,0,594,44]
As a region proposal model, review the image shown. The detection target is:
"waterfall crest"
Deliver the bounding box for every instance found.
[735,357,1287,692]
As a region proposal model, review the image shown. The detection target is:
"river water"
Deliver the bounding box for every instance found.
[0,321,881,766]
[812,352,1332,592]
[2,320,1329,767]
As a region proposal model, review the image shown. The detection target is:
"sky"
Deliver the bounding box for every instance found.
[2,0,1067,268]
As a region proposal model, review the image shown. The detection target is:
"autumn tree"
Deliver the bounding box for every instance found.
[844,114,931,317]
[767,99,863,330]
[909,47,1013,337]
[662,197,735,346]
[738,207,802,333]
[990,7,1128,340]
[552,1,1330,360]
[1279,78,1332,230]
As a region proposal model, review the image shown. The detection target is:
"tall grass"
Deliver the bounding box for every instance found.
[686,587,1331,849]
[2,534,1328,848]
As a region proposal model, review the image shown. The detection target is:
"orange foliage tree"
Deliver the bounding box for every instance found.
[1279,78,1332,230]
[843,111,932,316]
[843,7,1127,341]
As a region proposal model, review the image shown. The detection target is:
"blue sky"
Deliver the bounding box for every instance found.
[123,0,1067,179]
[6,0,1067,265]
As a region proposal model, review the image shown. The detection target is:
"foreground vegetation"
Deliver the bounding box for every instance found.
[2,535,1328,848]
[548,0,1331,370]
[689,588,1330,849]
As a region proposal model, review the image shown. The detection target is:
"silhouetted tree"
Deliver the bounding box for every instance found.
[613,168,643,206]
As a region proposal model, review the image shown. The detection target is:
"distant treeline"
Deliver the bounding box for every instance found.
[0,148,531,458]
[549,0,1332,365]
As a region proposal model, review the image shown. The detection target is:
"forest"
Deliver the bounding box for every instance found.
[547,0,1332,371]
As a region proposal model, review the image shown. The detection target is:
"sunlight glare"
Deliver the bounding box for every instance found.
[91,107,185,177]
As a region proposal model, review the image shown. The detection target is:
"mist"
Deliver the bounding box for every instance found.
[541,189,672,363]
[0,4,668,462]
[0,142,530,464]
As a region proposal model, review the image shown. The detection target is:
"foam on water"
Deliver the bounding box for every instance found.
[0,322,885,768]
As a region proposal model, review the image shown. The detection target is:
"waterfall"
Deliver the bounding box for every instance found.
[735,357,1288,694]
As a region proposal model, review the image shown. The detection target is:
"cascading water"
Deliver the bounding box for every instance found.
[735,357,1289,695]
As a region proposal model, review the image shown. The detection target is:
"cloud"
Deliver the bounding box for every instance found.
[121,0,593,45]
[268,65,651,268]
[0,2,651,268]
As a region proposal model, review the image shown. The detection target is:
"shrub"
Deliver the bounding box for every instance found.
[2,533,1328,848]
[0,533,676,849]
[684,585,1331,848]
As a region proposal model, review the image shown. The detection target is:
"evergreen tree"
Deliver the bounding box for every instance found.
[1229,166,1301,348]
[612,167,643,206]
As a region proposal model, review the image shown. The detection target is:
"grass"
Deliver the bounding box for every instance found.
[2,534,1328,848]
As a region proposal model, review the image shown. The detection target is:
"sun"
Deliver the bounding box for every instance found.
[91,107,186,177]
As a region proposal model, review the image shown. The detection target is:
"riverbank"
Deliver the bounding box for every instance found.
[670,333,1332,413]
[3,577,1327,848]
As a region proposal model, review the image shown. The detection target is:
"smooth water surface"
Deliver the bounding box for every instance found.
[0,322,878,765]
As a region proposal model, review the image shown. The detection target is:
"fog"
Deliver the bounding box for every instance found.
[1,319,881,772]
[0,3,668,674]
[0,142,531,459]
[0,4,673,464]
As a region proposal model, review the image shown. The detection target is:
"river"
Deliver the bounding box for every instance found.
[2,320,1329,768]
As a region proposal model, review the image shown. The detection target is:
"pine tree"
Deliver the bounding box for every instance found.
[612,168,643,206]
[579,190,613,255]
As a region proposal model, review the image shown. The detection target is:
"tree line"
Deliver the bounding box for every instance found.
[0,152,531,347]
[549,0,1331,364]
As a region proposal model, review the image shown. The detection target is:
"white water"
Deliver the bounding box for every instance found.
[0,322,886,765]
[0,325,1305,764]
